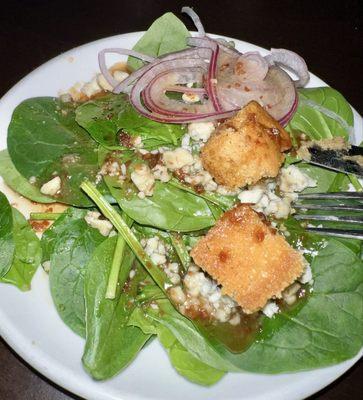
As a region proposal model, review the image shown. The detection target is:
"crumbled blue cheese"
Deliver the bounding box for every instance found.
[81,76,101,98]
[40,176,61,196]
[97,74,113,91]
[162,148,194,170]
[188,122,215,142]
[131,164,155,196]
[113,70,129,83]
[279,165,317,193]
[262,301,279,318]
[84,211,113,236]
[152,165,171,183]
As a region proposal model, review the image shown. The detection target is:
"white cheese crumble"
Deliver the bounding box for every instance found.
[278,165,317,193]
[162,148,194,170]
[131,164,155,196]
[152,165,171,183]
[40,176,61,196]
[238,166,317,219]
[97,73,113,91]
[188,122,215,142]
[299,263,313,284]
[84,211,113,236]
[81,76,101,98]
[262,301,279,318]
[113,70,129,83]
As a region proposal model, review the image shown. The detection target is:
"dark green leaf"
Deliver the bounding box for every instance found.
[219,238,363,373]
[287,87,354,140]
[127,12,190,71]
[76,94,185,150]
[48,208,106,336]
[106,177,215,232]
[129,307,225,386]
[0,209,41,290]
[0,191,15,277]
[82,236,150,380]
[7,97,106,207]
[0,150,55,203]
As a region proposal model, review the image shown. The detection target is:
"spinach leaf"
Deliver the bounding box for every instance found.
[106,177,215,232]
[298,163,349,194]
[0,150,55,203]
[76,94,185,149]
[0,209,42,290]
[287,87,354,140]
[135,294,238,372]
[48,208,106,337]
[83,236,150,380]
[129,307,225,386]
[219,238,363,373]
[7,97,106,207]
[128,12,190,71]
[0,191,15,277]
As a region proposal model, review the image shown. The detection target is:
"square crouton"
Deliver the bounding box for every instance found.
[190,204,304,314]
[201,101,292,188]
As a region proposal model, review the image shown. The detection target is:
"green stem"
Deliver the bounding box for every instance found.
[30,212,62,220]
[106,213,133,299]
[169,178,235,210]
[169,233,191,272]
[81,181,170,293]
[105,234,128,299]
[348,174,363,192]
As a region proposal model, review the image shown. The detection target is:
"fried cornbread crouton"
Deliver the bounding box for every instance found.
[200,101,292,188]
[190,204,304,314]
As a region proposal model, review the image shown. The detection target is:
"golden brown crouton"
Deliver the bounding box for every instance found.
[201,101,292,188]
[190,204,304,314]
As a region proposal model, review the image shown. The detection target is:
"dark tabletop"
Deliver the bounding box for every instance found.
[0,0,362,399]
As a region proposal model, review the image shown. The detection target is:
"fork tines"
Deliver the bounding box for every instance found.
[294,191,363,239]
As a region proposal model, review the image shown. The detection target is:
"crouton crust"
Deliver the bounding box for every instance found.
[190,204,304,314]
[201,101,292,188]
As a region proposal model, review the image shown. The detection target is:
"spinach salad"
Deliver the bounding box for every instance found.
[0,9,362,387]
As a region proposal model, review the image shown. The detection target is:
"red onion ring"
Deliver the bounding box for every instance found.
[265,48,309,87]
[98,48,155,89]
[182,6,206,36]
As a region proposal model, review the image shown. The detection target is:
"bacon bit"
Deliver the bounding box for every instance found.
[194,184,205,194]
[141,152,162,169]
[30,220,50,232]
[244,86,250,92]
[234,82,241,88]
[118,131,133,148]
[173,169,187,182]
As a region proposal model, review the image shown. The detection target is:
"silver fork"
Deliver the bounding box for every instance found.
[293,192,363,240]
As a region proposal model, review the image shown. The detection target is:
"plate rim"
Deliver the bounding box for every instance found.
[0,30,362,400]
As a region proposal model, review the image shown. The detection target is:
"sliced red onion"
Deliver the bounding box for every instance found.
[217,66,297,125]
[265,48,309,87]
[187,36,241,57]
[113,47,212,94]
[182,7,205,36]
[98,48,155,89]
[233,52,269,82]
[207,46,223,111]
[143,68,214,116]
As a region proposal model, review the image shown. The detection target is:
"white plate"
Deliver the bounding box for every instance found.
[0,32,362,400]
